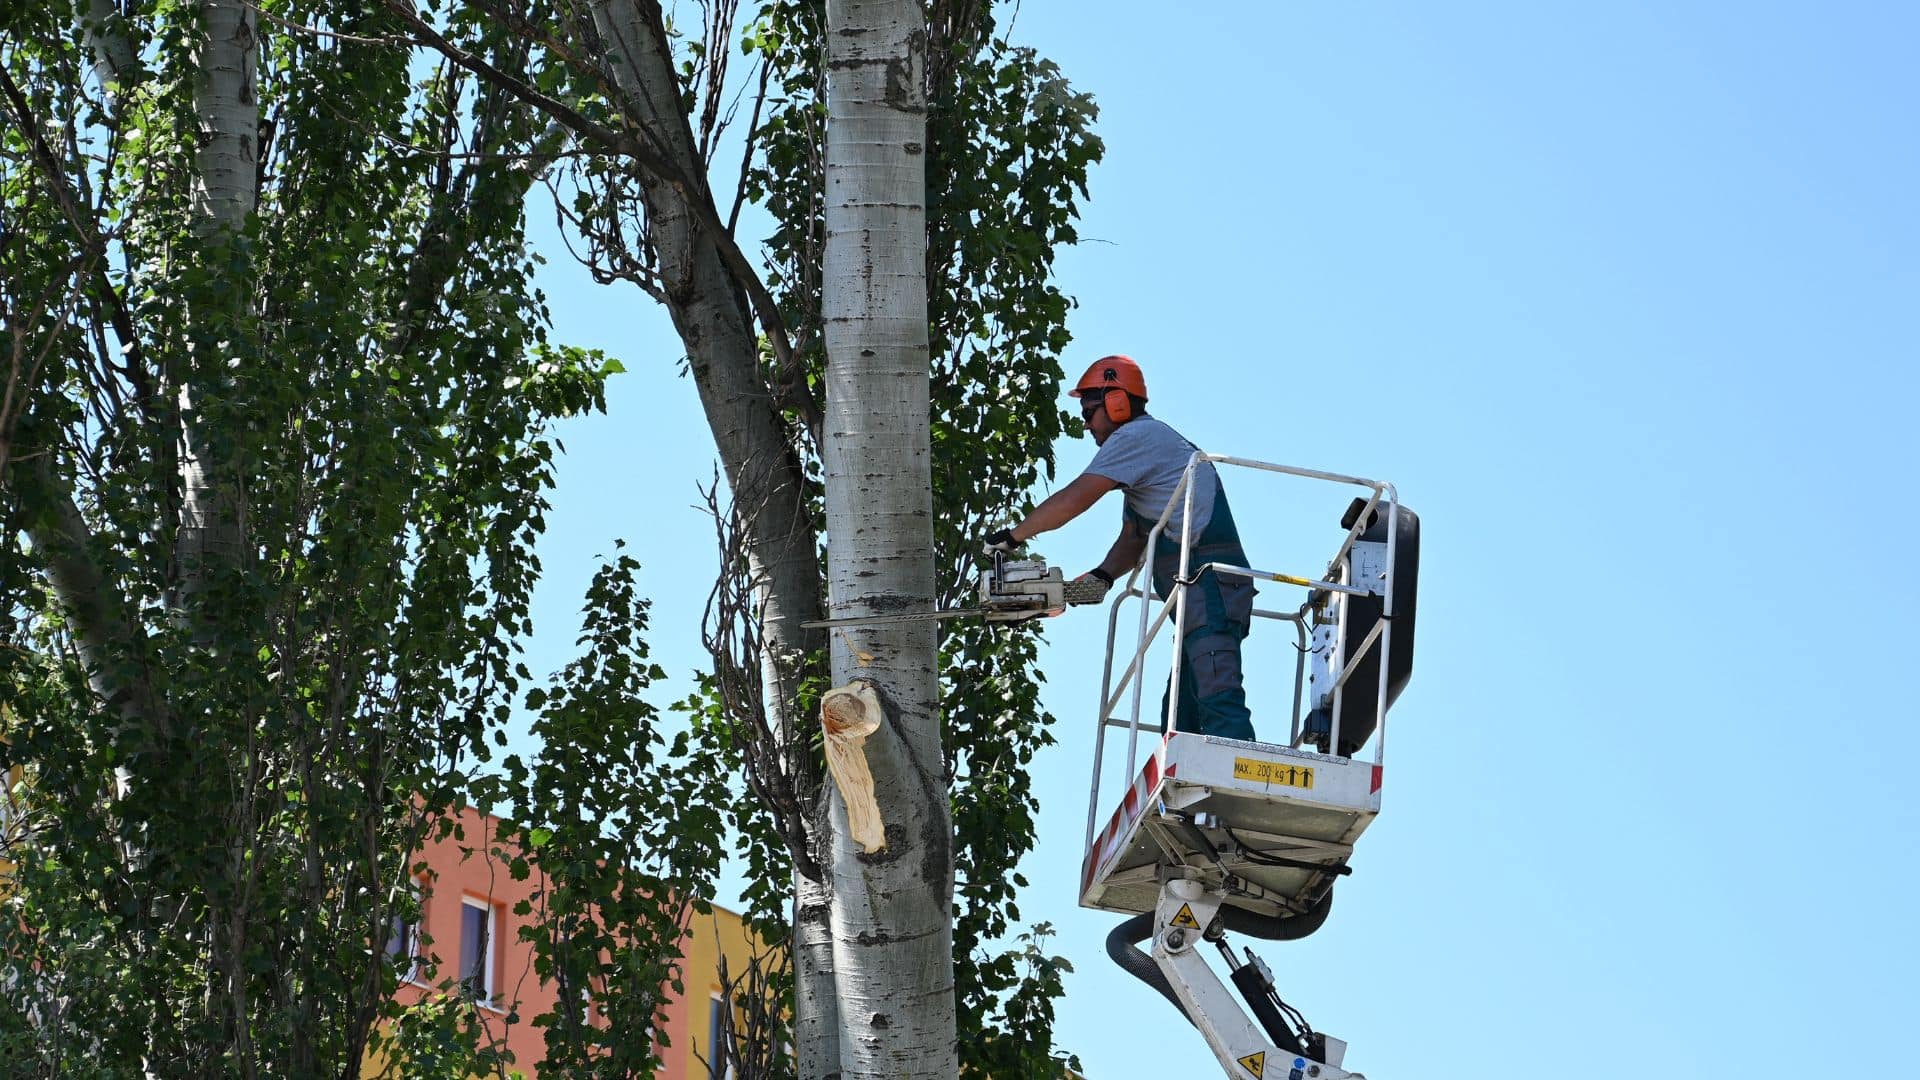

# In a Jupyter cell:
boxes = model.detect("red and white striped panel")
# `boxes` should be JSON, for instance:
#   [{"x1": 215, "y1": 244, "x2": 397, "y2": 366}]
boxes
[{"x1": 1081, "y1": 736, "x2": 1179, "y2": 896}]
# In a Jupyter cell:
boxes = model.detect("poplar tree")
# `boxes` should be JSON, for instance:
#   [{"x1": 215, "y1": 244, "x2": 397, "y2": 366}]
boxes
[
  {"x1": 0, "y1": 4, "x2": 712, "y2": 1074},
  {"x1": 399, "y1": 2, "x2": 1098, "y2": 1073},
  {"x1": 1, "y1": 1, "x2": 1099, "y2": 1074},
  {"x1": 814, "y1": 1, "x2": 950, "y2": 1072}
]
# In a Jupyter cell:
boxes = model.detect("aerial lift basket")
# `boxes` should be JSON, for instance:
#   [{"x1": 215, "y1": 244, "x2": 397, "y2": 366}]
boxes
[{"x1": 1078, "y1": 454, "x2": 1419, "y2": 1080}]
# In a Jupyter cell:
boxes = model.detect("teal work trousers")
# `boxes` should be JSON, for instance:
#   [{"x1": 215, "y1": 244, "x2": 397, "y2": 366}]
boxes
[{"x1": 1136, "y1": 489, "x2": 1256, "y2": 741}]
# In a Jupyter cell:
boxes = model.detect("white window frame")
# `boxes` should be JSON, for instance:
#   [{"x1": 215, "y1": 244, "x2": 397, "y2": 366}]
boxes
[
  {"x1": 707, "y1": 991, "x2": 737, "y2": 1080},
  {"x1": 459, "y1": 896, "x2": 497, "y2": 1005},
  {"x1": 382, "y1": 912, "x2": 415, "y2": 977},
  {"x1": 384, "y1": 881, "x2": 426, "y2": 985},
  {"x1": 0, "y1": 771, "x2": 15, "y2": 846}
]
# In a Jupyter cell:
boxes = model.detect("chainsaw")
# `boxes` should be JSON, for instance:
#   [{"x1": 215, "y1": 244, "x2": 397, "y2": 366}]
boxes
[{"x1": 801, "y1": 553, "x2": 1108, "y2": 630}]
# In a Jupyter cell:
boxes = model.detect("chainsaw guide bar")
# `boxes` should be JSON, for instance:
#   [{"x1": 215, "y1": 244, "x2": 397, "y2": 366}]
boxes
[{"x1": 802, "y1": 555, "x2": 1096, "y2": 630}]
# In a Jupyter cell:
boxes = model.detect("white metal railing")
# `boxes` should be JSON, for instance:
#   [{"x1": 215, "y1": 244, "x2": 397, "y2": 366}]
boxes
[{"x1": 1082, "y1": 454, "x2": 1402, "y2": 857}]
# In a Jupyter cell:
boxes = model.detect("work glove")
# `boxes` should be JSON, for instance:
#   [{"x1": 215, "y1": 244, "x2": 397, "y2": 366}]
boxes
[
  {"x1": 983, "y1": 527, "x2": 1020, "y2": 554},
  {"x1": 1067, "y1": 568, "x2": 1113, "y2": 606}
]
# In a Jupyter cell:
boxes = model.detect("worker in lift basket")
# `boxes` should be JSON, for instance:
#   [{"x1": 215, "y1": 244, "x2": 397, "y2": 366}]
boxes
[{"x1": 984, "y1": 355, "x2": 1257, "y2": 742}]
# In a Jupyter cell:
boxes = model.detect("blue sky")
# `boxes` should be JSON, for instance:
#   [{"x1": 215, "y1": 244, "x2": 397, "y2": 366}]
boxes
[{"x1": 516, "y1": 3, "x2": 1917, "y2": 1076}]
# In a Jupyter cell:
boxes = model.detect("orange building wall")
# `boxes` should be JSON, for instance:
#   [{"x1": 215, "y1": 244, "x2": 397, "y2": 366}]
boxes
[
  {"x1": 386, "y1": 804, "x2": 561, "y2": 1075},
  {"x1": 0, "y1": 764, "x2": 772, "y2": 1078},
  {"x1": 379, "y1": 804, "x2": 772, "y2": 1079}
]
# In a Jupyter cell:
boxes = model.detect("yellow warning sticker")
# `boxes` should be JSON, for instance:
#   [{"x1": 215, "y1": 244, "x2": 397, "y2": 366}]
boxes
[
  {"x1": 1238, "y1": 1050, "x2": 1266, "y2": 1077},
  {"x1": 1234, "y1": 756, "x2": 1314, "y2": 790},
  {"x1": 1171, "y1": 903, "x2": 1201, "y2": 929}
]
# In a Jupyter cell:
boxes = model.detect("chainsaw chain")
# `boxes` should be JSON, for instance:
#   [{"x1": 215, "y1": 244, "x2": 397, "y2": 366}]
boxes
[{"x1": 799, "y1": 608, "x2": 981, "y2": 630}]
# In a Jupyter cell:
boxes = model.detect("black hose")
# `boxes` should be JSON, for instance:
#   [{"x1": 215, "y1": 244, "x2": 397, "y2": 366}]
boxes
[
  {"x1": 1222, "y1": 885, "x2": 1334, "y2": 941},
  {"x1": 1104, "y1": 886, "x2": 1335, "y2": 1021},
  {"x1": 1105, "y1": 912, "x2": 1193, "y2": 1024}
]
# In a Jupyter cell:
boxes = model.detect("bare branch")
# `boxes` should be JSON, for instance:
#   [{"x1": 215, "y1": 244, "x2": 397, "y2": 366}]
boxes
[
  {"x1": 695, "y1": 0, "x2": 744, "y2": 166},
  {"x1": 1, "y1": 248, "x2": 96, "y2": 476},
  {"x1": 240, "y1": 2, "x2": 406, "y2": 46},
  {"x1": 698, "y1": 473, "x2": 823, "y2": 883},
  {"x1": 724, "y1": 56, "x2": 773, "y2": 237},
  {"x1": 712, "y1": 937, "x2": 793, "y2": 1079},
  {"x1": 0, "y1": 63, "x2": 149, "y2": 403},
  {"x1": 926, "y1": 0, "x2": 992, "y2": 100},
  {"x1": 384, "y1": 0, "x2": 822, "y2": 447},
  {"x1": 541, "y1": 166, "x2": 672, "y2": 300}
]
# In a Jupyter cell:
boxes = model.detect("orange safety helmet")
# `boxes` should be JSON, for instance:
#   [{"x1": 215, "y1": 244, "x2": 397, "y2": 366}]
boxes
[{"x1": 1068, "y1": 355, "x2": 1148, "y2": 424}]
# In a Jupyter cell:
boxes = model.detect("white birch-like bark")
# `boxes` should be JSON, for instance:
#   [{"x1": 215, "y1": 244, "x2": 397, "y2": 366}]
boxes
[
  {"x1": 26, "y1": 6, "x2": 154, "y2": 734},
  {"x1": 180, "y1": 4, "x2": 260, "y2": 1065},
  {"x1": 189, "y1": 0, "x2": 256, "y2": 235},
  {"x1": 23, "y1": 460, "x2": 163, "y2": 735},
  {"x1": 582, "y1": 0, "x2": 823, "y2": 745},
  {"x1": 580, "y1": 2, "x2": 843, "y2": 1069},
  {"x1": 821, "y1": 1, "x2": 956, "y2": 1076},
  {"x1": 175, "y1": 0, "x2": 256, "y2": 601},
  {"x1": 792, "y1": 869, "x2": 839, "y2": 1078},
  {"x1": 76, "y1": 0, "x2": 137, "y2": 99}
]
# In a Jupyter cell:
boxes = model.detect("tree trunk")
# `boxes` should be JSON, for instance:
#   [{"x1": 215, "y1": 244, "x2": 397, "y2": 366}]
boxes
[
  {"x1": 76, "y1": 0, "x2": 137, "y2": 98},
  {"x1": 183, "y1": 4, "x2": 259, "y2": 1071},
  {"x1": 581, "y1": 0, "x2": 823, "y2": 756},
  {"x1": 793, "y1": 866, "x2": 840, "y2": 1078},
  {"x1": 580, "y1": 1, "x2": 843, "y2": 1068},
  {"x1": 19, "y1": 459, "x2": 164, "y2": 736},
  {"x1": 582, "y1": 0, "x2": 823, "y2": 663},
  {"x1": 189, "y1": 0, "x2": 256, "y2": 233},
  {"x1": 821, "y1": 1, "x2": 955, "y2": 1076},
  {"x1": 176, "y1": 0, "x2": 255, "y2": 604}
]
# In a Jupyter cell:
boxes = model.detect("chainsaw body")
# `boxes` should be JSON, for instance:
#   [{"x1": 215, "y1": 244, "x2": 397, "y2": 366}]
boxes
[{"x1": 980, "y1": 555, "x2": 1067, "y2": 623}]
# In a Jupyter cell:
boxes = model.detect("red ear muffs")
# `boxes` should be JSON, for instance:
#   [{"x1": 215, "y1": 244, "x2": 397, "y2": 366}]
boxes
[{"x1": 1104, "y1": 387, "x2": 1130, "y2": 423}]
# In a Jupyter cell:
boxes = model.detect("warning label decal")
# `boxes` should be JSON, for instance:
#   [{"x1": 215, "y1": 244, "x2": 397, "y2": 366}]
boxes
[
  {"x1": 1233, "y1": 756, "x2": 1315, "y2": 790},
  {"x1": 1237, "y1": 1050, "x2": 1265, "y2": 1077},
  {"x1": 1171, "y1": 903, "x2": 1201, "y2": 930}
]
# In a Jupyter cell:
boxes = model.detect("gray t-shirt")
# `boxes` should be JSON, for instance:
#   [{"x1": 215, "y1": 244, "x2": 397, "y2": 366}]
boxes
[{"x1": 1084, "y1": 415, "x2": 1218, "y2": 538}]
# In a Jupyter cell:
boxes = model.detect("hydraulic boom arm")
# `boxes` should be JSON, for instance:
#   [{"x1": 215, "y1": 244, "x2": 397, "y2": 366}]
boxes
[{"x1": 1141, "y1": 878, "x2": 1363, "y2": 1080}]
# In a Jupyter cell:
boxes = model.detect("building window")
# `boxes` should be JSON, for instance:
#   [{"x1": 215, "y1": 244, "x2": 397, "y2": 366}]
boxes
[
  {"x1": 383, "y1": 913, "x2": 412, "y2": 961},
  {"x1": 459, "y1": 898, "x2": 495, "y2": 1002},
  {"x1": 383, "y1": 912, "x2": 421, "y2": 982},
  {"x1": 383, "y1": 882, "x2": 424, "y2": 982},
  {"x1": 707, "y1": 992, "x2": 736, "y2": 1079},
  {"x1": 0, "y1": 771, "x2": 16, "y2": 845}
]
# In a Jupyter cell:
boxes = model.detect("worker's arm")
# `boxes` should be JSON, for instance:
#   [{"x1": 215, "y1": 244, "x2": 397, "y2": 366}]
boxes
[
  {"x1": 1093, "y1": 516, "x2": 1150, "y2": 581},
  {"x1": 1059, "y1": 516, "x2": 1148, "y2": 607},
  {"x1": 1008, "y1": 472, "x2": 1118, "y2": 543}
]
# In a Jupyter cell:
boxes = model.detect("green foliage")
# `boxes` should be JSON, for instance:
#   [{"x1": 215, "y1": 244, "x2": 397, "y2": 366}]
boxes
[
  {"x1": 374, "y1": 996, "x2": 515, "y2": 1080},
  {"x1": 960, "y1": 924, "x2": 1082, "y2": 1077},
  {"x1": 673, "y1": 674, "x2": 806, "y2": 1080},
  {"x1": 0, "y1": 4, "x2": 621, "y2": 1076},
  {"x1": 925, "y1": 33, "x2": 1102, "y2": 1080},
  {"x1": 473, "y1": 549, "x2": 736, "y2": 1078}
]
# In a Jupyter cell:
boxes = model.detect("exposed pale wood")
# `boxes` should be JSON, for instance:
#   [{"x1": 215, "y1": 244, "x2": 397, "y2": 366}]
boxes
[{"x1": 821, "y1": 682, "x2": 887, "y2": 853}]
